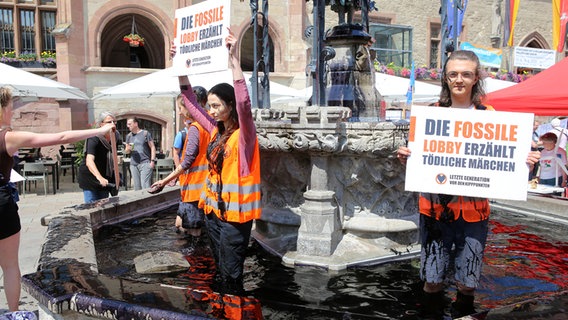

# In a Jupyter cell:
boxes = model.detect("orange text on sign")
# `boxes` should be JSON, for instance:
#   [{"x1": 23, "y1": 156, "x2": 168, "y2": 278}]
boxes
[{"x1": 453, "y1": 121, "x2": 518, "y2": 142}]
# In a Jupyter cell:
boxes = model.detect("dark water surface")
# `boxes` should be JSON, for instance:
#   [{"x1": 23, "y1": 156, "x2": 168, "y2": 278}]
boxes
[{"x1": 93, "y1": 208, "x2": 568, "y2": 319}]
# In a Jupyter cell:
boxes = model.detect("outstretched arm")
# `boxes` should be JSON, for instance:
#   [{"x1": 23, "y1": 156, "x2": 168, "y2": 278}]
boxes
[{"x1": 5, "y1": 124, "x2": 115, "y2": 156}]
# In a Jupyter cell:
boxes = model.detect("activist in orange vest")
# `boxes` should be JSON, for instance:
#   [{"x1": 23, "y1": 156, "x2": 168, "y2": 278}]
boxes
[
  {"x1": 176, "y1": 31, "x2": 262, "y2": 296},
  {"x1": 418, "y1": 104, "x2": 494, "y2": 224},
  {"x1": 397, "y1": 50, "x2": 540, "y2": 319},
  {"x1": 179, "y1": 121, "x2": 210, "y2": 203},
  {"x1": 150, "y1": 93, "x2": 210, "y2": 237},
  {"x1": 199, "y1": 126, "x2": 261, "y2": 222}
]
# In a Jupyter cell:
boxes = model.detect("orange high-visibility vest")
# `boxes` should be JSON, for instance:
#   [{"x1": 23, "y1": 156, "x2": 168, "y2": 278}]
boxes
[
  {"x1": 418, "y1": 104, "x2": 494, "y2": 222},
  {"x1": 179, "y1": 122, "x2": 210, "y2": 203},
  {"x1": 199, "y1": 128, "x2": 262, "y2": 223},
  {"x1": 419, "y1": 194, "x2": 490, "y2": 222}
]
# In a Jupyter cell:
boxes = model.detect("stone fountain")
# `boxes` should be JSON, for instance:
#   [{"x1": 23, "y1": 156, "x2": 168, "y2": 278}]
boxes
[
  {"x1": 251, "y1": 15, "x2": 417, "y2": 270},
  {"x1": 252, "y1": 100, "x2": 418, "y2": 271}
]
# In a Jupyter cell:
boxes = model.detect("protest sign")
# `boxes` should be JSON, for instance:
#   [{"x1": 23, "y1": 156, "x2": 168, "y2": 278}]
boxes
[
  {"x1": 173, "y1": 0, "x2": 231, "y2": 75},
  {"x1": 405, "y1": 105, "x2": 533, "y2": 200}
]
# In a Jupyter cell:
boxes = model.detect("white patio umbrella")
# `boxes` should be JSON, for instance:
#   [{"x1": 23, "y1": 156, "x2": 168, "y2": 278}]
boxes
[
  {"x1": 0, "y1": 62, "x2": 89, "y2": 100},
  {"x1": 92, "y1": 67, "x2": 304, "y2": 102},
  {"x1": 374, "y1": 72, "x2": 441, "y2": 103},
  {"x1": 483, "y1": 77, "x2": 516, "y2": 93}
]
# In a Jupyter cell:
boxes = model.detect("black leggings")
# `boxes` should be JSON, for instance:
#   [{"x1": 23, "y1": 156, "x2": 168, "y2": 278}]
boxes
[{"x1": 205, "y1": 213, "x2": 253, "y2": 294}]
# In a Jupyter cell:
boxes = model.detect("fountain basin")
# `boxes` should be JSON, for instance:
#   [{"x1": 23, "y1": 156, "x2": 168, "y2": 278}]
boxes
[{"x1": 21, "y1": 192, "x2": 568, "y2": 320}]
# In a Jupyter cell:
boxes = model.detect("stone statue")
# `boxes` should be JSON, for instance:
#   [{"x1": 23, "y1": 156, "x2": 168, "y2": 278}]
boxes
[
  {"x1": 491, "y1": 0, "x2": 502, "y2": 37},
  {"x1": 325, "y1": 0, "x2": 377, "y2": 25}
]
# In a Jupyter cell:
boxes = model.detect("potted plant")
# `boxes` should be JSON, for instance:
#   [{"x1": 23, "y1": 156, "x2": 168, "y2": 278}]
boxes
[
  {"x1": 0, "y1": 51, "x2": 19, "y2": 66},
  {"x1": 40, "y1": 51, "x2": 56, "y2": 67},
  {"x1": 123, "y1": 33, "x2": 145, "y2": 47}
]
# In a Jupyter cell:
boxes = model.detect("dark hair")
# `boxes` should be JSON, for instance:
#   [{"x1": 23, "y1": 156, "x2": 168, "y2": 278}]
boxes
[
  {"x1": 193, "y1": 86, "x2": 208, "y2": 107},
  {"x1": 206, "y1": 83, "x2": 239, "y2": 174},
  {"x1": 439, "y1": 50, "x2": 486, "y2": 108},
  {"x1": 540, "y1": 132, "x2": 557, "y2": 143}
]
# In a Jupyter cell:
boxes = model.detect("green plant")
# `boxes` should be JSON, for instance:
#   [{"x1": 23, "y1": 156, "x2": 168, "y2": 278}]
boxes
[
  {"x1": 0, "y1": 51, "x2": 18, "y2": 63},
  {"x1": 74, "y1": 122, "x2": 97, "y2": 166},
  {"x1": 18, "y1": 52, "x2": 37, "y2": 62},
  {"x1": 74, "y1": 140, "x2": 85, "y2": 166},
  {"x1": 2, "y1": 51, "x2": 16, "y2": 58}
]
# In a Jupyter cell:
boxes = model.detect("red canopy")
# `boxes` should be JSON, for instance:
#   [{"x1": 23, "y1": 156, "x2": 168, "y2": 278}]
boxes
[{"x1": 485, "y1": 57, "x2": 568, "y2": 116}]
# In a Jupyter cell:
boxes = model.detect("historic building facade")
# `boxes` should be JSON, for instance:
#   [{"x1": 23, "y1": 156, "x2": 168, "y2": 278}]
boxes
[{"x1": 0, "y1": 0, "x2": 562, "y2": 154}]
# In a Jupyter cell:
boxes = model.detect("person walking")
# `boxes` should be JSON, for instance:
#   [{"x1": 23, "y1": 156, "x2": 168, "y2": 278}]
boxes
[
  {"x1": 151, "y1": 93, "x2": 210, "y2": 237},
  {"x1": 396, "y1": 51, "x2": 540, "y2": 319},
  {"x1": 0, "y1": 87, "x2": 115, "y2": 314},
  {"x1": 77, "y1": 112, "x2": 121, "y2": 203},
  {"x1": 124, "y1": 117, "x2": 156, "y2": 190},
  {"x1": 174, "y1": 30, "x2": 262, "y2": 295}
]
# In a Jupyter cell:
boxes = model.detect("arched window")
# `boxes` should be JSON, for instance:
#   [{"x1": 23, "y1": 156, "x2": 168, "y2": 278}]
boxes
[
  {"x1": 241, "y1": 25, "x2": 274, "y2": 72},
  {"x1": 100, "y1": 14, "x2": 165, "y2": 69}
]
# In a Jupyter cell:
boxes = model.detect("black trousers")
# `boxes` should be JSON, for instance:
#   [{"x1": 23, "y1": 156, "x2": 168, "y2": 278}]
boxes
[{"x1": 205, "y1": 212, "x2": 253, "y2": 294}]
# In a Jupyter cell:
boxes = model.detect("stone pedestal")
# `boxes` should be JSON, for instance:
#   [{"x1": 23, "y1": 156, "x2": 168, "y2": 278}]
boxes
[{"x1": 297, "y1": 190, "x2": 342, "y2": 256}]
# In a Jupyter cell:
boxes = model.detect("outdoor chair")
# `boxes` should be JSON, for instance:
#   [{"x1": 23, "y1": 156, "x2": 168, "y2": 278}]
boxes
[
  {"x1": 155, "y1": 158, "x2": 174, "y2": 181},
  {"x1": 56, "y1": 154, "x2": 75, "y2": 182},
  {"x1": 22, "y1": 162, "x2": 49, "y2": 196}
]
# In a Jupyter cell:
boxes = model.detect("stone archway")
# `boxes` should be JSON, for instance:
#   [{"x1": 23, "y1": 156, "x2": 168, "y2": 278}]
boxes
[
  {"x1": 116, "y1": 111, "x2": 170, "y2": 154},
  {"x1": 241, "y1": 22, "x2": 275, "y2": 72},
  {"x1": 100, "y1": 14, "x2": 165, "y2": 69}
]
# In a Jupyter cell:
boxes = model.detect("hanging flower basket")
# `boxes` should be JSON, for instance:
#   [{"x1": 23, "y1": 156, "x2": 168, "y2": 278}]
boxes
[{"x1": 123, "y1": 33, "x2": 145, "y2": 47}]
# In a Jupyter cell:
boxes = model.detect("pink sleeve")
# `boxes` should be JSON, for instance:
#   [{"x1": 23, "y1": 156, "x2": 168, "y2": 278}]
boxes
[
  {"x1": 180, "y1": 86, "x2": 216, "y2": 133},
  {"x1": 234, "y1": 79, "x2": 256, "y2": 176}
]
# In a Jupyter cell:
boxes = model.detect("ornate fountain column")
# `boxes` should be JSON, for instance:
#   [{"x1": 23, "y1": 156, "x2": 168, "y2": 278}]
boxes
[
  {"x1": 297, "y1": 155, "x2": 342, "y2": 256},
  {"x1": 251, "y1": 0, "x2": 418, "y2": 270}
]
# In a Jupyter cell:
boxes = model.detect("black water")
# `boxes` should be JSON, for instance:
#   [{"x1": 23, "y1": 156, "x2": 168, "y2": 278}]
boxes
[{"x1": 92, "y1": 208, "x2": 568, "y2": 319}]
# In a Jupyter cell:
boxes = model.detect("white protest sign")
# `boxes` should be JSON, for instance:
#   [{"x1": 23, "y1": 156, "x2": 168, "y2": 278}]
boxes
[
  {"x1": 173, "y1": 0, "x2": 231, "y2": 76},
  {"x1": 405, "y1": 106, "x2": 533, "y2": 201},
  {"x1": 513, "y1": 47, "x2": 556, "y2": 69}
]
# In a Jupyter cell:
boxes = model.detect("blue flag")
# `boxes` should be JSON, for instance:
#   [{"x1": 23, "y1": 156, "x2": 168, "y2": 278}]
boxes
[
  {"x1": 447, "y1": 0, "x2": 468, "y2": 39},
  {"x1": 406, "y1": 61, "x2": 415, "y2": 106}
]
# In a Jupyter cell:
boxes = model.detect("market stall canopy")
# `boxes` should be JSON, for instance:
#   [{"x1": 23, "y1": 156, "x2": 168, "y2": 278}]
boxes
[
  {"x1": 0, "y1": 62, "x2": 89, "y2": 100},
  {"x1": 485, "y1": 57, "x2": 568, "y2": 116},
  {"x1": 92, "y1": 67, "x2": 304, "y2": 102}
]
